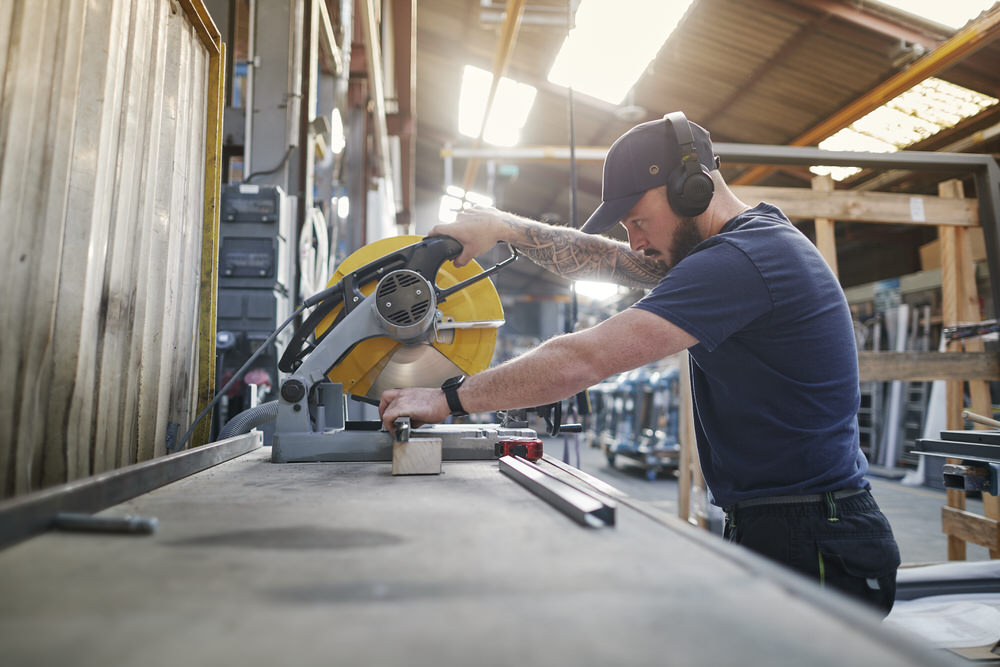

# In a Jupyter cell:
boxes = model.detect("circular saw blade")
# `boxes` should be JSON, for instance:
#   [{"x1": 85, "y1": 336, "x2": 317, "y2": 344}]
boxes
[{"x1": 314, "y1": 236, "x2": 503, "y2": 397}]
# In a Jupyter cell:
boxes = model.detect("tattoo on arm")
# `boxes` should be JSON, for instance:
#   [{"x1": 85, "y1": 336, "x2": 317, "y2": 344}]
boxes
[{"x1": 501, "y1": 216, "x2": 667, "y2": 289}]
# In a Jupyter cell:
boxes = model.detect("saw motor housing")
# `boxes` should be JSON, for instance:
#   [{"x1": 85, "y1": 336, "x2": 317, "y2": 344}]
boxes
[{"x1": 271, "y1": 235, "x2": 534, "y2": 462}]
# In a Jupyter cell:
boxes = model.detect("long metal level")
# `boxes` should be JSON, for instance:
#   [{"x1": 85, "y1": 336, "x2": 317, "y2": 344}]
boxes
[{"x1": 0, "y1": 444, "x2": 952, "y2": 667}]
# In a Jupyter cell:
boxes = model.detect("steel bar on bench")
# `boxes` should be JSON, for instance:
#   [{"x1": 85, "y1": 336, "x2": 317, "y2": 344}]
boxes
[
  {"x1": 499, "y1": 455, "x2": 615, "y2": 527},
  {"x1": 0, "y1": 432, "x2": 262, "y2": 549}
]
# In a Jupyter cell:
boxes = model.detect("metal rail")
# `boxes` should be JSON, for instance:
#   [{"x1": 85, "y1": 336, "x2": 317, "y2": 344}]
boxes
[
  {"x1": 0, "y1": 432, "x2": 262, "y2": 550},
  {"x1": 499, "y1": 455, "x2": 615, "y2": 527}
]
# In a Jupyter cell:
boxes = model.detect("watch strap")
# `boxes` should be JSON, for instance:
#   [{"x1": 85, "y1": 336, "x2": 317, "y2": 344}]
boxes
[{"x1": 442, "y1": 376, "x2": 468, "y2": 417}]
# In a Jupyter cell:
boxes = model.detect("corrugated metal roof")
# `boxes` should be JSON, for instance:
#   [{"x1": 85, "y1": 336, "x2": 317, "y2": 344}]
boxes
[{"x1": 415, "y1": 0, "x2": 1000, "y2": 286}]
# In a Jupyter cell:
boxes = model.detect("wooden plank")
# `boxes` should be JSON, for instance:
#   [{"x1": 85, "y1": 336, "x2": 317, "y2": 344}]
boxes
[
  {"x1": 731, "y1": 185, "x2": 978, "y2": 226},
  {"x1": 17, "y1": 0, "x2": 63, "y2": 493},
  {"x1": 939, "y1": 179, "x2": 968, "y2": 560},
  {"x1": 151, "y1": 8, "x2": 189, "y2": 460},
  {"x1": 38, "y1": 0, "x2": 90, "y2": 489},
  {"x1": 66, "y1": 0, "x2": 130, "y2": 483},
  {"x1": 57, "y1": 1, "x2": 109, "y2": 485},
  {"x1": 811, "y1": 175, "x2": 838, "y2": 277},
  {"x1": 392, "y1": 438, "x2": 443, "y2": 475},
  {"x1": 947, "y1": 181, "x2": 1000, "y2": 557},
  {"x1": 133, "y1": 0, "x2": 170, "y2": 463},
  {"x1": 0, "y1": 0, "x2": 44, "y2": 495},
  {"x1": 857, "y1": 351, "x2": 1000, "y2": 382},
  {"x1": 942, "y1": 506, "x2": 1000, "y2": 552},
  {"x1": 677, "y1": 352, "x2": 692, "y2": 524}
]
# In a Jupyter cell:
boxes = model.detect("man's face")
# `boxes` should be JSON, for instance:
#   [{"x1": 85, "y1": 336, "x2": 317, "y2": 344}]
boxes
[{"x1": 620, "y1": 187, "x2": 702, "y2": 269}]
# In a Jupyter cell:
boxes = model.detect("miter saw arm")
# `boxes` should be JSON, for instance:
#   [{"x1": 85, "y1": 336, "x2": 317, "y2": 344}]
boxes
[
  {"x1": 279, "y1": 235, "x2": 516, "y2": 375},
  {"x1": 270, "y1": 235, "x2": 522, "y2": 462}
]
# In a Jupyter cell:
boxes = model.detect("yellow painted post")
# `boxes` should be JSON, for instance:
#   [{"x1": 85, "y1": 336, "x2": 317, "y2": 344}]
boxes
[{"x1": 181, "y1": 0, "x2": 226, "y2": 448}]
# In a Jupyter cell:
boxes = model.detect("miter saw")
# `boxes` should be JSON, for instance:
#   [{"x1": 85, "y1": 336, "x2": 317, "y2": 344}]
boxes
[{"x1": 267, "y1": 234, "x2": 552, "y2": 463}]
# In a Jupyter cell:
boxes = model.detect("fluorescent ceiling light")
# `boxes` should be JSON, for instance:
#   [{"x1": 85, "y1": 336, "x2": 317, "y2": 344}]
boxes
[
  {"x1": 458, "y1": 65, "x2": 537, "y2": 147},
  {"x1": 438, "y1": 186, "x2": 494, "y2": 223},
  {"x1": 869, "y1": 0, "x2": 996, "y2": 30},
  {"x1": 548, "y1": 0, "x2": 694, "y2": 104},
  {"x1": 811, "y1": 77, "x2": 998, "y2": 181},
  {"x1": 575, "y1": 280, "x2": 620, "y2": 301}
]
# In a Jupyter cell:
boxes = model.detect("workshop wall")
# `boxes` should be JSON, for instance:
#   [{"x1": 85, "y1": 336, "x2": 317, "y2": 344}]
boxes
[{"x1": 0, "y1": 0, "x2": 216, "y2": 497}]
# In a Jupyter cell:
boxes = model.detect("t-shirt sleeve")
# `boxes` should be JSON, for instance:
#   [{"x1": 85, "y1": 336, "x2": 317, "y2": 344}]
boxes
[{"x1": 631, "y1": 241, "x2": 773, "y2": 351}]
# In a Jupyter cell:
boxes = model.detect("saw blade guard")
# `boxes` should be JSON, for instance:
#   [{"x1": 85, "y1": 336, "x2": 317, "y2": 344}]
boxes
[{"x1": 314, "y1": 235, "x2": 504, "y2": 398}]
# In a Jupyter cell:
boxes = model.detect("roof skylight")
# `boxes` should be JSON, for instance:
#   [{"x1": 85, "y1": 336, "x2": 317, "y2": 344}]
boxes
[
  {"x1": 438, "y1": 185, "x2": 494, "y2": 223},
  {"x1": 811, "y1": 77, "x2": 998, "y2": 181},
  {"x1": 547, "y1": 0, "x2": 694, "y2": 104},
  {"x1": 458, "y1": 65, "x2": 537, "y2": 147}
]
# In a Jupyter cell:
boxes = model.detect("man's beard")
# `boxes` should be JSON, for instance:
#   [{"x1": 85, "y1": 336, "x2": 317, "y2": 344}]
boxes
[{"x1": 665, "y1": 217, "x2": 703, "y2": 268}]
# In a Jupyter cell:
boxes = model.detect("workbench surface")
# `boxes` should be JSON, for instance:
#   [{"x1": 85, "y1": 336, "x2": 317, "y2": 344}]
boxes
[{"x1": 0, "y1": 447, "x2": 951, "y2": 666}]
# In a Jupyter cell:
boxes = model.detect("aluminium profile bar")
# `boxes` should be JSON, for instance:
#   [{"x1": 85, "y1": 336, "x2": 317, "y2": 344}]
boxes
[
  {"x1": 499, "y1": 455, "x2": 615, "y2": 527},
  {"x1": 0, "y1": 432, "x2": 262, "y2": 550}
]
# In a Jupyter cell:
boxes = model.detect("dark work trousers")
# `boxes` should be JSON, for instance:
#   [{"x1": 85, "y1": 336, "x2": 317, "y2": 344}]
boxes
[{"x1": 723, "y1": 489, "x2": 900, "y2": 615}]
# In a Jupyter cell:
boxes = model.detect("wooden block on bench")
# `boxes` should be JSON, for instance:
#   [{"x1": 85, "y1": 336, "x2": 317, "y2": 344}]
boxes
[{"x1": 392, "y1": 437, "x2": 442, "y2": 475}]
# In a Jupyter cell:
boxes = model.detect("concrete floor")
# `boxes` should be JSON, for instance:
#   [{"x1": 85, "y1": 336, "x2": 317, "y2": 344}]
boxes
[{"x1": 546, "y1": 436, "x2": 991, "y2": 565}]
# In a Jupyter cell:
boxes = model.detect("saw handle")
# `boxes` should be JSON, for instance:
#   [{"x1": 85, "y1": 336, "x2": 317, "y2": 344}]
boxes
[
  {"x1": 436, "y1": 242, "x2": 518, "y2": 301},
  {"x1": 536, "y1": 401, "x2": 583, "y2": 437},
  {"x1": 279, "y1": 235, "x2": 470, "y2": 373}
]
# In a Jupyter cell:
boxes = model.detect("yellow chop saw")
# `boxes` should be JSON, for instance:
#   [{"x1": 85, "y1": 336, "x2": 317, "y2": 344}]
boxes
[{"x1": 266, "y1": 234, "x2": 571, "y2": 463}]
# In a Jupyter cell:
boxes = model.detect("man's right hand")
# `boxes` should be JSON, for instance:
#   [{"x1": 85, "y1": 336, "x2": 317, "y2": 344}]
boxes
[{"x1": 429, "y1": 205, "x2": 511, "y2": 268}]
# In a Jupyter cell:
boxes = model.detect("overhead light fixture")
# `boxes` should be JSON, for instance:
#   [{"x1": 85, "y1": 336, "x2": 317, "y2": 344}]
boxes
[
  {"x1": 458, "y1": 65, "x2": 537, "y2": 147},
  {"x1": 811, "y1": 77, "x2": 998, "y2": 181},
  {"x1": 869, "y1": 0, "x2": 997, "y2": 30},
  {"x1": 438, "y1": 185, "x2": 494, "y2": 223},
  {"x1": 547, "y1": 0, "x2": 694, "y2": 104}
]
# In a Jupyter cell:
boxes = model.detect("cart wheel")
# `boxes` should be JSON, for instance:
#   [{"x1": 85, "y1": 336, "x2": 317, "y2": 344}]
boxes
[
  {"x1": 605, "y1": 453, "x2": 616, "y2": 468},
  {"x1": 646, "y1": 467, "x2": 657, "y2": 481}
]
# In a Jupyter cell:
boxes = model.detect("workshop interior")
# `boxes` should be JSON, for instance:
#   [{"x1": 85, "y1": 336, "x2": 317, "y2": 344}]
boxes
[{"x1": 3, "y1": 0, "x2": 1000, "y2": 664}]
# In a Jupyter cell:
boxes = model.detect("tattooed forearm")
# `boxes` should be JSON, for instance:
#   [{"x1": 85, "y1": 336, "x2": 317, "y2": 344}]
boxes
[{"x1": 499, "y1": 215, "x2": 667, "y2": 289}]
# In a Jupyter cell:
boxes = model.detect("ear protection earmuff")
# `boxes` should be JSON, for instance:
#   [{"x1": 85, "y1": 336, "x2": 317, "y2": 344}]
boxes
[{"x1": 664, "y1": 111, "x2": 714, "y2": 218}]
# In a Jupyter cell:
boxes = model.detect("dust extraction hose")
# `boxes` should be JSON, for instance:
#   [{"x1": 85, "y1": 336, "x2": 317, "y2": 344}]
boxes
[{"x1": 219, "y1": 400, "x2": 279, "y2": 440}]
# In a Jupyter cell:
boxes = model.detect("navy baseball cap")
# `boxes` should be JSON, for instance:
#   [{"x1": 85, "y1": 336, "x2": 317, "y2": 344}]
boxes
[{"x1": 581, "y1": 115, "x2": 717, "y2": 234}]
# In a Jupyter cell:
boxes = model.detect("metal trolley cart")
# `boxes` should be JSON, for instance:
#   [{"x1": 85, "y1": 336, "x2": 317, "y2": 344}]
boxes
[{"x1": 595, "y1": 368, "x2": 681, "y2": 480}]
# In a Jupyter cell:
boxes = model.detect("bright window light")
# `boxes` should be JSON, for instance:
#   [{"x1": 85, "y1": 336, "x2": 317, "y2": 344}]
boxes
[
  {"x1": 438, "y1": 187, "x2": 494, "y2": 223},
  {"x1": 458, "y1": 65, "x2": 537, "y2": 147},
  {"x1": 336, "y1": 196, "x2": 349, "y2": 219},
  {"x1": 330, "y1": 109, "x2": 345, "y2": 155},
  {"x1": 548, "y1": 0, "x2": 694, "y2": 104},
  {"x1": 575, "y1": 280, "x2": 620, "y2": 301},
  {"x1": 811, "y1": 77, "x2": 998, "y2": 181},
  {"x1": 870, "y1": 0, "x2": 996, "y2": 30}
]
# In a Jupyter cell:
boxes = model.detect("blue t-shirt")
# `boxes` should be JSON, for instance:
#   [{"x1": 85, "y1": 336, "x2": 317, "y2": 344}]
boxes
[{"x1": 632, "y1": 203, "x2": 868, "y2": 508}]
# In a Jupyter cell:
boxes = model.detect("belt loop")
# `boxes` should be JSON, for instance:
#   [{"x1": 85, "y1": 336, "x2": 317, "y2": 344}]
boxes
[{"x1": 824, "y1": 491, "x2": 839, "y2": 522}]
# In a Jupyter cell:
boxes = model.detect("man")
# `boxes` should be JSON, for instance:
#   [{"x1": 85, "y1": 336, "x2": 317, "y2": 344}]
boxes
[{"x1": 379, "y1": 113, "x2": 900, "y2": 613}]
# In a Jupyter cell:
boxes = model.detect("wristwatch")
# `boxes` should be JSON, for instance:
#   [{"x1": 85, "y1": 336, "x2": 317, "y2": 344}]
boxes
[{"x1": 441, "y1": 375, "x2": 468, "y2": 417}]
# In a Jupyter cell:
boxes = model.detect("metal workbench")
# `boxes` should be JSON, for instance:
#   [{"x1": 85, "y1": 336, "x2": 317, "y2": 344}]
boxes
[{"x1": 0, "y1": 439, "x2": 954, "y2": 666}]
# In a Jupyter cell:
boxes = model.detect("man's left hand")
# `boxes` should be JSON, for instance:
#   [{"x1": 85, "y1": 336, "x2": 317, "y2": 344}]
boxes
[{"x1": 379, "y1": 387, "x2": 450, "y2": 431}]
